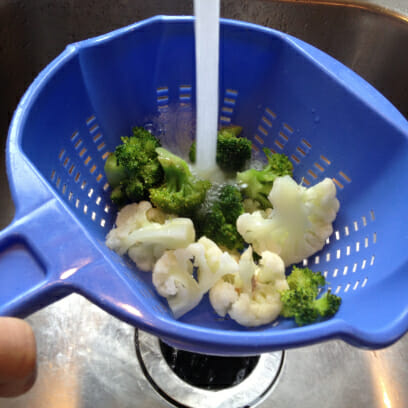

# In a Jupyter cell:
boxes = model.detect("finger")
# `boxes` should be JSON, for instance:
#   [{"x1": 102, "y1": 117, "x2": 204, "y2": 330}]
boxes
[{"x1": 0, "y1": 318, "x2": 37, "y2": 397}]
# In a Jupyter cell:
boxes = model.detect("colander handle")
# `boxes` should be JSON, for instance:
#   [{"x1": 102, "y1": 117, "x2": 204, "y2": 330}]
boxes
[
  {"x1": 0, "y1": 198, "x2": 100, "y2": 318},
  {"x1": 0, "y1": 198, "x2": 158, "y2": 328}
]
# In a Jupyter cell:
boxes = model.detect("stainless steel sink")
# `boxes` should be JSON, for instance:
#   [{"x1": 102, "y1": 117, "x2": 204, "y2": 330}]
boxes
[{"x1": 1, "y1": 1, "x2": 407, "y2": 407}]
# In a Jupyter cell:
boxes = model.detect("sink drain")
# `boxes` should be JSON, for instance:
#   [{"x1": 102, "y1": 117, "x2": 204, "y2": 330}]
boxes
[
  {"x1": 159, "y1": 340, "x2": 260, "y2": 390},
  {"x1": 135, "y1": 330, "x2": 284, "y2": 408}
]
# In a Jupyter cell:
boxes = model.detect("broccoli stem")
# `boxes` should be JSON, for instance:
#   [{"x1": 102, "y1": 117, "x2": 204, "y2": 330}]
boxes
[
  {"x1": 104, "y1": 153, "x2": 127, "y2": 188},
  {"x1": 156, "y1": 147, "x2": 192, "y2": 191},
  {"x1": 218, "y1": 125, "x2": 243, "y2": 137}
]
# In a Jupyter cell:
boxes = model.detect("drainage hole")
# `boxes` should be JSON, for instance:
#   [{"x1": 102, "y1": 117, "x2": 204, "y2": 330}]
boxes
[{"x1": 159, "y1": 340, "x2": 260, "y2": 391}]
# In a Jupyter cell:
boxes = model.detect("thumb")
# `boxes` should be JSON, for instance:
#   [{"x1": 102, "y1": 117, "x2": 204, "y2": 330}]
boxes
[{"x1": 0, "y1": 318, "x2": 37, "y2": 398}]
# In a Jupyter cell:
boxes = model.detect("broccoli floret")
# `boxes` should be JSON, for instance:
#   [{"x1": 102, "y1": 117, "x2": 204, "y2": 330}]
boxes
[
  {"x1": 280, "y1": 288, "x2": 319, "y2": 323},
  {"x1": 314, "y1": 291, "x2": 342, "y2": 317},
  {"x1": 237, "y1": 148, "x2": 293, "y2": 209},
  {"x1": 110, "y1": 185, "x2": 128, "y2": 207},
  {"x1": 203, "y1": 211, "x2": 244, "y2": 251},
  {"x1": 217, "y1": 184, "x2": 244, "y2": 224},
  {"x1": 194, "y1": 185, "x2": 245, "y2": 251},
  {"x1": 287, "y1": 266, "x2": 326, "y2": 291},
  {"x1": 149, "y1": 147, "x2": 211, "y2": 216},
  {"x1": 280, "y1": 266, "x2": 341, "y2": 326},
  {"x1": 189, "y1": 126, "x2": 252, "y2": 172},
  {"x1": 217, "y1": 126, "x2": 252, "y2": 171},
  {"x1": 104, "y1": 127, "x2": 163, "y2": 205},
  {"x1": 124, "y1": 175, "x2": 145, "y2": 202}
]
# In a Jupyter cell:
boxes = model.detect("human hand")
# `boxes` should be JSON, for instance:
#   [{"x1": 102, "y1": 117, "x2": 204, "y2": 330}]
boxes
[{"x1": 0, "y1": 318, "x2": 37, "y2": 397}]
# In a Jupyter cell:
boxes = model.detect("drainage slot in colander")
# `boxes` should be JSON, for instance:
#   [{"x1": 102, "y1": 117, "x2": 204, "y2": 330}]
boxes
[{"x1": 135, "y1": 330, "x2": 283, "y2": 408}]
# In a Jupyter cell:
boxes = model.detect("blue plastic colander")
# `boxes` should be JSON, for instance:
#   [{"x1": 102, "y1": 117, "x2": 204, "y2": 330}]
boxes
[{"x1": 2, "y1": 16, "x2": 408, "y2": 356}]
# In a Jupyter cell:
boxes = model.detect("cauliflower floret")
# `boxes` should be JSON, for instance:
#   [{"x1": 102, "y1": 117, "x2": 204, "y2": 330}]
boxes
[
  {"x1": 188, "y1": 237, "x2": 239, "y2": 293},
  {"x1": 209, "y1": 280, "x2": 239, "y2": 317},
  {"x1": 127, "y1": 245, "x2": 167, "y2": 272},
  {"x1": 106, "y1": 201, "x2": 152, "y2": 255},
  {"x1": 152, "y1": 249, "x2": 202, "y2": 318},
  {"x1": 209, "y1": 247, "x2": 288, "y2": 327},
  {"x1": 106, "y1": 201, "x2": 195, "y2": 271},
  {"x1": 237, "y1": 176, "x2": 340, "y2": 266},
  {"x1": 152, "y1": 237, "x2": 239, "y2": 318}
]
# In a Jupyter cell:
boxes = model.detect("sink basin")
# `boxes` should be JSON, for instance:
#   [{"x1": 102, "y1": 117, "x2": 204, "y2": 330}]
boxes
[{"x1": 0, "y1": 1, "x2": 407, "y2": 407}]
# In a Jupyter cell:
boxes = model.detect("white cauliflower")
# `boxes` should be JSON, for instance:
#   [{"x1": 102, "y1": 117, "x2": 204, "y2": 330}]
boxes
[
  {"x1": 152, "y1": 249, "x2": 202, "y2": 318},
  {"x1": 188, "y1": 237, "x2": 239, "y2": 293},
  {"x1": 106, "y1": 201, "x2": 195, "y2": 271},
  {"x1": 237, "y1": 176, "x2": 340, "y2": 266},
  {"x1": 209, "y1": 247, "x2": 288, "y2": 327},
  {"x1": 152, "y1": 237, "x2": 239, "y2": 318}
]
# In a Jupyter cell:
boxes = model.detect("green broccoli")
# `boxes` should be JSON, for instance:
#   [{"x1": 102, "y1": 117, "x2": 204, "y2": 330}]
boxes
[
  {"x1": 104, "y1": 153, "x2": 127, "y2": 188},
  {"x1": 189, "y1": 126, "x2": 252, "y2": 172},
  {"x1": 109, "y1": 185, "x2": 127, "y2": 207},
  {"x1": 313, "y1": 291, "x2": 342, "y2": 317},
  {"x1": 287, "y1": 266, "x2": 326, "y2": 290},
  {"x1": 237, "y1": 148, "x2": 293, "y2": 209},
  {"x1": 194, "y1": 185, "x2": 245, "y2": 251},
  {"x1": 280, "y1": 266, "x2": 341, "y2": 326},
  {"x1": 104, "y1": 127, "x2": 163, "y2": 206},
  {"x1": 149, "y1": 147, "x2": 211, "y2": 216}
]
